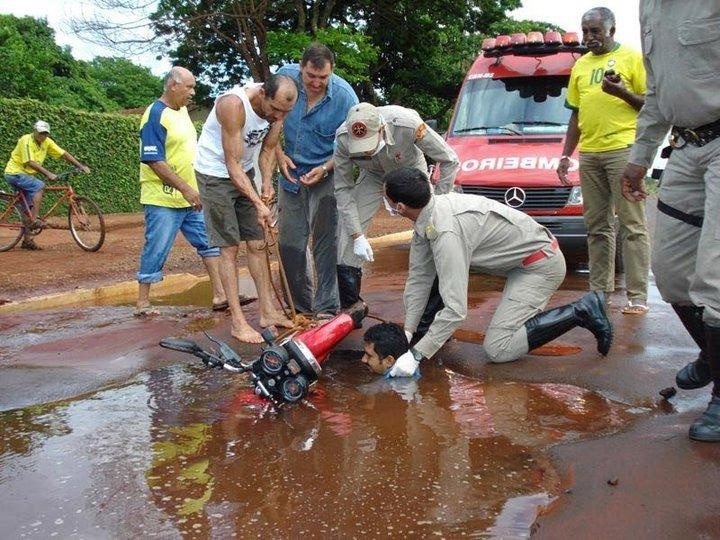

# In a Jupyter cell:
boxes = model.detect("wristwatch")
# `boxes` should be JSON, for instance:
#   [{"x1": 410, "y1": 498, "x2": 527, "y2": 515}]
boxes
[
  {"x1": 560, "y1": 155, "x2": 571, "y2": 162},
  {"x1": 321, "y1": 164, "x2": 329, "y2": 178},
  {"x1": 410, "y1": 348, "x2": 425, "y2": 363}
]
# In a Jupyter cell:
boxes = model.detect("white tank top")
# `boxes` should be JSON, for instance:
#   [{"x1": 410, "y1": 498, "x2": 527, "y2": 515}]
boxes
[{"x1": 195, "y1": 84, "x2": 270, "y2": 177}]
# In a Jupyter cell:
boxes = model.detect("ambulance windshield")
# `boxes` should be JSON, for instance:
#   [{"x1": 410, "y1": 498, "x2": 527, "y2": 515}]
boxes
[{"x1": 451, "y1": 76, "x2": 570, "y2": 136}]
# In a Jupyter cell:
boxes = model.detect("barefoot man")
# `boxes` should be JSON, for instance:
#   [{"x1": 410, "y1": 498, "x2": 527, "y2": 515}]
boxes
[{"x1": 195, "y1": 74, "x2": 298, "y2": 343}]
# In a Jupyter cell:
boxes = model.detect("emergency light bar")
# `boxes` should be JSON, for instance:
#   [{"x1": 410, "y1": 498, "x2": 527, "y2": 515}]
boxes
[{"x1": 481, "y1": 31, "x2": 587, "y2": 57}]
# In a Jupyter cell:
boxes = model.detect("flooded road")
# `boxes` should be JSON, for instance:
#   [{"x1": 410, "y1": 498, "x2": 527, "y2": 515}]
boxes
[
  {"x1": 0, "y1": 350, "x2": 635, "y2": 538},
  {"x1": 3, "y1": 237, "x2": 720, "y2": 538}
]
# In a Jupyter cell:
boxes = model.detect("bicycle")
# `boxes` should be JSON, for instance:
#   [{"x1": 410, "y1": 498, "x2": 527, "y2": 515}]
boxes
[{"x1": 0, "y1": 167, "x2": 106, "y2": 252}]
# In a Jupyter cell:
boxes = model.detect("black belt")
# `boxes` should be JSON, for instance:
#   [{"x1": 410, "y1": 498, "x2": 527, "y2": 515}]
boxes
[
  {"x1": 671, "y1": 118, "x2": 720, "y2": 148},
  {"x1": 657, "y1": 199, "x2": 703, "y2": 228}
]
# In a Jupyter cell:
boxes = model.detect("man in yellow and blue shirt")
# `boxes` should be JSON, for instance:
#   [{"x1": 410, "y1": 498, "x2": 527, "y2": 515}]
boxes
[
  {"x1": 557, "y1": 7, "x2": 650, "y2": 314},
  {"x1": 135, "y1": 66, "x2": 226, "y2": 316},
  {"x1": 4, "y1": 120, "x2": 90, "y2": 250}
]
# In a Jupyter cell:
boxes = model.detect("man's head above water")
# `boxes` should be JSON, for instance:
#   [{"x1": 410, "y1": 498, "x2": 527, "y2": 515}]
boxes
[{"x1": 362, "y1": 323, "x2": 409, "y2": 375}]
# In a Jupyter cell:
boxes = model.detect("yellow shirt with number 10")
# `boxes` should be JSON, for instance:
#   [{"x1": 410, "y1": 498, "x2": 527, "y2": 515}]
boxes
[{"x1": 565, "y1": 43, "x2": 646, "y2": 153}]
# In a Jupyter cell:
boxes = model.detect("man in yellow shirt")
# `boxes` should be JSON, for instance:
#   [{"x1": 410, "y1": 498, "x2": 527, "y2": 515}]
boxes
[
  {"x1": 557, "y1": 7, "x2": 650, "y2": 314},
  {"x1": 4, "y1": 120, "x2": 90, "y2": 250},
  {"x1": 135, "y1": 66, "x2": 226, "y2": 317}
]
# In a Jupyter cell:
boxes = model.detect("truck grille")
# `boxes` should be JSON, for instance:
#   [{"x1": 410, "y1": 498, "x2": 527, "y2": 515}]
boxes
[{"x1": 460, "y1": 185, "x2": 572, "y2": 209}]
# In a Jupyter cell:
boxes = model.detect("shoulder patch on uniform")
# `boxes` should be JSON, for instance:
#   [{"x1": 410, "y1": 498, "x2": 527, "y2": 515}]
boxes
[
  {"x1": 391, "y1": 116, "x2": 419, "y2": 130},
  {"x1": 425, "y1": 222, "x2": 438, "y2": 240},
  {"x1": 414, "y1": 123, "x2": 427, "y2": 140}
]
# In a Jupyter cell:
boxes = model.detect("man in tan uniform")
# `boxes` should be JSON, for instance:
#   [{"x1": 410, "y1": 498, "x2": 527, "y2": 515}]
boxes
[
  {"x1": 382, "y1": 167, "x2": 613, "y2": 378},
  {"x1": 621, "y1": 1, "x2": 720, "y2": 441},
  {"x1": 334, "y1": 103, "x2": 459, "y2": 313}
]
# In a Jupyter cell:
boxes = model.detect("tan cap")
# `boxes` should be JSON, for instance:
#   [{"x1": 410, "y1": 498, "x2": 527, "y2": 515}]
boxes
[
  {"x1": 346, "y1": 103, "x2": 383, "y2": 155},
  {"x1": 34, "y1": 120, "x2": 50, "y2": 133}
]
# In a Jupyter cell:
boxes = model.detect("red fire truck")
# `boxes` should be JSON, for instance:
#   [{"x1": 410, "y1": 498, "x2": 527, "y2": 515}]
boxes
[{"x1": 443, "y1": 31, "x2": 606, "y2": 262}]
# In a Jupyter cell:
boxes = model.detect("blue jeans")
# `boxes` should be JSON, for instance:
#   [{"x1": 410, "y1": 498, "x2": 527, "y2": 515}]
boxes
[
  {"x1": 4, "y1": 173, "x2": 45, "y2": 210},
  {"x1": 137, "y1": 204, "x2": 220, "y2": 284}
]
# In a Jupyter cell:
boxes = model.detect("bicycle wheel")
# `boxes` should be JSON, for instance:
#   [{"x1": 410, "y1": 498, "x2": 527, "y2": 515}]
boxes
[
  {"x1": 0, "y1": 193, "x2": 24, "y2": 251},
  {"x1": 68, "y1": 196, "x2": 106, "y2": 251}
]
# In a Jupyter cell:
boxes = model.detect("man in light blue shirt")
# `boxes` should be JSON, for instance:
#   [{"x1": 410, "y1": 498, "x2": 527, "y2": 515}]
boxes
[{"x1": 276, "y1": 43, "x2": 359, "y2": 317}]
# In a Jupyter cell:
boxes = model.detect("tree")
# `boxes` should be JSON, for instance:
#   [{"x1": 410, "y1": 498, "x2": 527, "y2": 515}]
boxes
[
  {"x1": 87, "y1": 57, "x2": 163, "y2": 109},
  {"x1": 70, "y1": 1, "x2": 555, "y2": 121},
  {"x1": 0, "y1": 15, "x2": 150, "y2": 112}
]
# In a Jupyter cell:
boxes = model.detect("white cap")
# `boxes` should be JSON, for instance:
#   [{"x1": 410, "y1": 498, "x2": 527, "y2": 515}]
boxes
[
  {"x1": 34, "y1": 120, "x2": 50, "y2": 133},
  {"x1": 346, "y1": 103, "x2": 383, "y2": 155}
]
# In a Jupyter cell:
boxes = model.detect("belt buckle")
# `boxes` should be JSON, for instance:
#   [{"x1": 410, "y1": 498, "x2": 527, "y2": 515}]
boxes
[{"x1": 683, "y1": 128, "x2": 702, "y2": 146}]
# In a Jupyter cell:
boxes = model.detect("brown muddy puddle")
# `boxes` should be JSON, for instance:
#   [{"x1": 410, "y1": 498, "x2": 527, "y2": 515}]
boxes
[{"x1": 0, "y1": 351, "x2": 636, "y2": 538}]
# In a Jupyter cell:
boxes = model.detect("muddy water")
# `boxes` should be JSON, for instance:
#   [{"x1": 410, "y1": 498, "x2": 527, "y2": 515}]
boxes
[{"x1": 0, "y1": 351, "x2": 635, "y2": 538}]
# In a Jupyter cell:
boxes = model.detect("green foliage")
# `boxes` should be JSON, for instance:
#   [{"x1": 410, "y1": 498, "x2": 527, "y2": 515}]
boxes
[
  {"x1": 152, "y1": 0, "x2": 553, "y2": 129},
  {"x1": 0, "y1": 15, "x2": 117, "y2": 112},
  {"x1": 267, "y1": 26, "x2": 378, "y2": 85},
  {"x1": 0, "y1": 98, "x2": 142, "y2": 213},
  {"x1": 87, "y1": 57, "x2": 163, "y2": 109},
  {"x1": 0, "y1": 15, "x2": 162, "y2": 113}
]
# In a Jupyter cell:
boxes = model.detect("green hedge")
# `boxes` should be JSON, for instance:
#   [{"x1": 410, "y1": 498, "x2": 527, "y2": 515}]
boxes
[{"x1": 0, "y1": 97, "x2": 142, "y2": 213}]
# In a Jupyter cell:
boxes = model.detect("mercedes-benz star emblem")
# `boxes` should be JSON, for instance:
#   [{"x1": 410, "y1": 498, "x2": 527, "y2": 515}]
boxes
[{"x1": 504, "y1": 187, "x2": 526, "y2": 208}]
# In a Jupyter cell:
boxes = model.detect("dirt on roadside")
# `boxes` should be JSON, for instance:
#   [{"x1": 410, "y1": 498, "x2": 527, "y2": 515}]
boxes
[{"x1": 0, "y1": 209, "x2": 410, "y2": 303}]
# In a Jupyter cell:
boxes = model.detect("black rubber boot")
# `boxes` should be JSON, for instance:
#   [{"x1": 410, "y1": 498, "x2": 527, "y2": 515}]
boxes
[
  {"x1": 689, "y1": 324, "x2": 720, "y2": 442},
  {"x1": 413, "y1": 277, "x2": 444, "y2": 343},
  {"x1": 525, "y1": 291, "x2": 613, "y2": 355},
  {"x1": 337, "y1": 265, "x2": 363, "y2": 326},
  {"x1": 672, "y1": 305, "x2": 711, "y2": 390}
]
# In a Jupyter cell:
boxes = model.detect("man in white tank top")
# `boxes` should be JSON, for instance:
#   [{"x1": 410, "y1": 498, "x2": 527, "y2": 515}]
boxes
[{"x1": 195, "y1": 74, "x2": 298, "y2": 344}]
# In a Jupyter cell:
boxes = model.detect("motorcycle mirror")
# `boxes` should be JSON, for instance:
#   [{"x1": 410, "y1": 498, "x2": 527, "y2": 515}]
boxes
[{"x1": 159, "y1": 338, "x2": 203, "y2": 354}]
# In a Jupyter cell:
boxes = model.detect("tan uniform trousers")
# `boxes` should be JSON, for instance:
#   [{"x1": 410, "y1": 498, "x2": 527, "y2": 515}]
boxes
[
  {"x1": 652, "y1": 136, "x2": 720, "y2": 324},
  {"x1": 484, "y1": 250, "x2": 567, "y2": 363},
  {"x1": 579, "y1": 147, "x2": 650, "y2": 300}
]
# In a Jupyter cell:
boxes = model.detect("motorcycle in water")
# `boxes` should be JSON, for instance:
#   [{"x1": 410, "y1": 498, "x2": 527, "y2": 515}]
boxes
[{"x1": 160, "y1": 302, "x2": 368, "y2": 407}]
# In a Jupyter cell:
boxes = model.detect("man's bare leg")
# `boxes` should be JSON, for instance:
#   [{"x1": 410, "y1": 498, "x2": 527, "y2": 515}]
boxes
[
  {"x1": 24, "y1": 190, "x2": 44, "y2": 241},
  {"x1": 246, "y1": 240, "x2": 293, "y2": 328},
  {"x1": 135, "y1": 282, "x2": 160, "y2": 316},
  {"x1": 219, "y1": 245, "x2": 263, "y2": 343},
  {"x1": 202, "y1": 255, "x2": 226, "y2": 306}
]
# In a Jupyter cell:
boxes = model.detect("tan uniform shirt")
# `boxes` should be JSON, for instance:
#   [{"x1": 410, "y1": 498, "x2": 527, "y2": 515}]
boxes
[
  {"x1": 406, "y1": 193, "x2": 555, "y2": 359},
  {"x1": 334, "y1": 105, "x2": 459, "y2": 236},
  {"x1": 629, "y1": 0, "x2": 720, "y2": 167}
]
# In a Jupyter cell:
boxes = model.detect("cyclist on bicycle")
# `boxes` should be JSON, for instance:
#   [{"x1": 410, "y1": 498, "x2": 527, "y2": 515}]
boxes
[{"x1": 3, "y1": 120, "x2": 90, "y2": 250}]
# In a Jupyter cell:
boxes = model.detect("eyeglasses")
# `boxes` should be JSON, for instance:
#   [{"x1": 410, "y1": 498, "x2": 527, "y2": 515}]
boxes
[{"x1": 383, "y1": 195, "x2": 400, "y2": 216}]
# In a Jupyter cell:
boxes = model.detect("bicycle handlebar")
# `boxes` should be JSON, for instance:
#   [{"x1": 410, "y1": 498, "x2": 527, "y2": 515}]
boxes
[{"x1": 54, "y1": 167, "x2": 85, "y2": 182}]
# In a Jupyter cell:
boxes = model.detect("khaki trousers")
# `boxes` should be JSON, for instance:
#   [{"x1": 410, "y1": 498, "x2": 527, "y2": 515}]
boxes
[
  {"x1": 579, "y1": 147, "x2": 650, "y2": 301},
  {"x1": 652, "y1": 137, "x2": 720, "y2": 324},
  {"x1": 484, "y1": 250, "x2": 567, "y2": 363}
]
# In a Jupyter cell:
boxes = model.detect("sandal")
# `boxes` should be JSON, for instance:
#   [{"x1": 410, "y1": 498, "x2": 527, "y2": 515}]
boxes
[
  {"x1": 621, "y1": 300, "x2": 649, "y2": 315},
  {"x1": 133, "y1": 306, "x2": 161, "y2": 317},
  {"x1": 20, "y1": 239, "x2": 42, "y2": 250}
]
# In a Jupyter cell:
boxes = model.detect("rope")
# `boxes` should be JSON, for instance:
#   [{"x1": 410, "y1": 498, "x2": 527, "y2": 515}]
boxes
[{"x1": 259, "y1": 195, "x2": 328, "y2": 335}]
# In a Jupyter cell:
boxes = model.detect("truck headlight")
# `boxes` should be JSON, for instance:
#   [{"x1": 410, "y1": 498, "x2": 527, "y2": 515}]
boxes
[{"x1": 567, "y1": 186, "x2": 583, "y2": 205}]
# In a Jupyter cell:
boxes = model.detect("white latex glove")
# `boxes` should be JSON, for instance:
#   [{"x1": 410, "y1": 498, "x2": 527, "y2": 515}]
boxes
[
  {"x1": 404, "y1": 329, "x2": 413, "y2": 343},
  {"x1": 353, "y1": 234, "x2": 374, "y2": 262},
  {"x1": 387, "y1": 350, "x2": 420, "y2": 378}
]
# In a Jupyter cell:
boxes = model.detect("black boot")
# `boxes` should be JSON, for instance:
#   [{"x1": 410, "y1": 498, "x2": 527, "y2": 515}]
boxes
[
  {"x1": 337, "y1": 265, "x2": 363, "y2": 326},
  {"x1": 688, "y1": 324, "x2": 720, "y2": 442},
  {"x1": 672, "y1": 305, "x2": 711, "y2": 390},
  {"x1": 413, "y1": 277, "x2": 444, "y2": 343},
  {"x1": 525, "y1": 291, "x2": 613, "y2": 355}
]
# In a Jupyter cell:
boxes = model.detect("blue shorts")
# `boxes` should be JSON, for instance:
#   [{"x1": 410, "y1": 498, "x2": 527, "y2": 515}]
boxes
[
  {"x1": 136, "y1": 204, "x2": 220, "y2": 284},
  {"x1": 4, "y1": 173, "x2": 45, "y2": 209}
]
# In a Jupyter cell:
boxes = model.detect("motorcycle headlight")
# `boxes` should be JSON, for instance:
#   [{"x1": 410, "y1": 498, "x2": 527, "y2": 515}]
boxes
[{"x1": 567, "y1": 185, "x2": 583, "y2": 205}]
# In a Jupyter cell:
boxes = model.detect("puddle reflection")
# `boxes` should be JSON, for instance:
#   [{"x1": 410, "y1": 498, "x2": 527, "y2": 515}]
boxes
[{"x1": 0, "y1": 354, "x2": 636, "y2": 538}]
